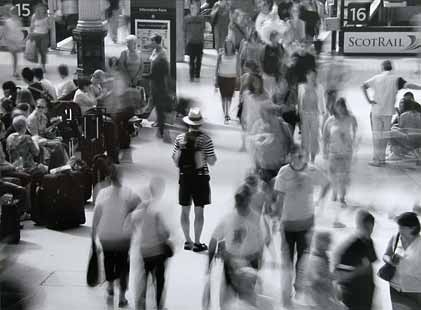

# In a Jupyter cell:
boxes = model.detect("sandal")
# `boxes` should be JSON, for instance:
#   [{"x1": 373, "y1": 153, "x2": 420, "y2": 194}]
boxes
[
  {"x1": 184, "y1": 241, "x2": 193, "y2": 250},
  {"x1": 193, "y1": 243, "x2": 208, "y2": 252}
]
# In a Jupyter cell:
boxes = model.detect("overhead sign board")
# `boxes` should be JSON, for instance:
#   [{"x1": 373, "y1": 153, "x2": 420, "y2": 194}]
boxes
[{"x1": 344, "y1": 31, "x2": 421, "y2": 53}]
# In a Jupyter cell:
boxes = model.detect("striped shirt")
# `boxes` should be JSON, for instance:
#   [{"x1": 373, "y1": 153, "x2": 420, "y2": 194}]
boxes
[{"x1": 172, "y1": 130, "x2": 216, "y2": 175}]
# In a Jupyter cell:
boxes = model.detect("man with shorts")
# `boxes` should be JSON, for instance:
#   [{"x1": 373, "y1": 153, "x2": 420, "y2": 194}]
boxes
[
  {"x1": 172, "y1": 108, "x2": 217, "y2": 252},
  {"x1": 362, "y1": 60, "x2": 421, "y2": 167}
]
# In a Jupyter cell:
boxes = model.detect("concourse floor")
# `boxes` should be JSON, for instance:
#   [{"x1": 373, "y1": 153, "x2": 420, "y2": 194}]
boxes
[{"x1": 1, "y1": 44, "x2": 421, "y2": 310}]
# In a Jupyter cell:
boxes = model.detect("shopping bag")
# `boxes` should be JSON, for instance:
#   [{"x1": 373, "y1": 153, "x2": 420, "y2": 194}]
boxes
[
  {"x1": 87, "y1": 241, "x2": 99, "y2": 287},
  {"x1": 24, "y1": 40, "x2": 38, "y2": 63}
]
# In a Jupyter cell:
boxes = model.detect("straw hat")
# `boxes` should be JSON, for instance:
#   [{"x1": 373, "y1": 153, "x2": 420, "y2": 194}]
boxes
[{"x1": 183, "y1": 107, "x2": 203, "y2": 126}]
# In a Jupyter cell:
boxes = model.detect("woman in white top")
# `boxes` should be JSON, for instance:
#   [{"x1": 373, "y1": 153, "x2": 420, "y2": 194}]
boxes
[
  {"x1": 382, "y1": 212, "x2": 421, "y2": 309},
  {"x1": 3, "y1": 5, "x2": 24, "y2": 78},
  {"x1": 215, "y1": 39, "x2": 239, "y2": 124},
  {"x1": 29, "y1": 3, "x2": 50, "y2": 72},
  {"x1": 298, "y1": 69, "x2": 327, "y2": 163},
  {"x1": 73, "y1": 79, "x2": 96, "y2": 115},
  {"x1": 92, "y1": 165, "x2": 141, "y2": 307}
]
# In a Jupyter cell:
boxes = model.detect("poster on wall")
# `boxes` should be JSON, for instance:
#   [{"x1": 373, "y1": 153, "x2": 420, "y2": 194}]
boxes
[{"x1": 135, "y1": 19, "x2": 171, "y2": 74}]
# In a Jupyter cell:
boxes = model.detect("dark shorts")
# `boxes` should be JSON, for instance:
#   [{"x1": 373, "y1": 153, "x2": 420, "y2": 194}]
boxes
[
  {"x1": 64, "y1": 14, "x2": 78, "y2": 31},
  {"x1": 179, "y1": 174, "x2": 211, "y2": 207},
  {"x1": 218, "y1": 76, "x2": 236, "y2": 99}
]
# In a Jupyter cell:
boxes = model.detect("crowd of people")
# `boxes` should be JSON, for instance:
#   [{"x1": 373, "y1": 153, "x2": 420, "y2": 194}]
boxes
[{"x1": 0, "y1": 1, "x2": 421, "y2": 310}]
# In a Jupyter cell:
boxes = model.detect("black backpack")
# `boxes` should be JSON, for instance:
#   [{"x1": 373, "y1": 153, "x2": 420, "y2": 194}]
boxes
[{"x1": 178, "y1": 131, "x2": 201, "y2": 174}]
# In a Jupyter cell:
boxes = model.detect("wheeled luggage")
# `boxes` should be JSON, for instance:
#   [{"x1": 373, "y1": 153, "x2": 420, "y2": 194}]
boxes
[
  {"x1": 34, "y1": 171, "x2": 86, "y2": 230},
  {"x1": 0, "y1": 201, "x2": 20, "y2": 244}
]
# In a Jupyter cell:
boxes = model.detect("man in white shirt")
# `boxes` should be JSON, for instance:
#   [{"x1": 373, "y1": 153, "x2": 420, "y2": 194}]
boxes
[
  {"x1": 362, "y1": 60, "x2": 421, "y2": 167},
  {"x1": 273, "y1": 144, "x2": 329, "y2": 306}
]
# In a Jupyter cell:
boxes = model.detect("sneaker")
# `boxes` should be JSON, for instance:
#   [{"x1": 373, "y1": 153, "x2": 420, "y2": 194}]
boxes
[
  {"x1": 333, "y1": 221, "x2": 346, "y2": 229},
  {"x1": 368, "y1": 161, "x2": 384, "y2": 167},
  {"x1": 118, "y1": 297, "x2": 128, "y2": 308},
  {"x1": 387, "y1": 153, "x2": 402, "y2": 161},
  {"x1": 193, "y1": 243, "x2": 208, "y2": 252}
]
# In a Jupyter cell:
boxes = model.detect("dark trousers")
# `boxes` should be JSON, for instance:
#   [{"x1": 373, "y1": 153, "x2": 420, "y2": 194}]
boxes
[
  {"x1": 103, "y1": 250, "x2": 129, "y2": 291},
  {"x1": 0, "y1": 181, "x2": 28, "y2": 216},
  {"x1": 187, "y1": 43, "x2": 204, "y2": 79},
  {"x1": 390, "y1": 286, "x2": 421, "y2": 310},
  {"x1": 139, "y1": 255, "x2": 167, "y2": 309}
]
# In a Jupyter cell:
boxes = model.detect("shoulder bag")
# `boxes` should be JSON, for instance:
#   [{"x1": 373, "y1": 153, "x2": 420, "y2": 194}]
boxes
[{"x1": 377, "y1": 233, "x2": 400, "y2": 281}]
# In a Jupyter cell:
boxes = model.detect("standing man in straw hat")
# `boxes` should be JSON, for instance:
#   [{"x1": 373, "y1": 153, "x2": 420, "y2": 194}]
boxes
[{"x1": 172, "y1": 108, "x2": 217, "y2": 252}]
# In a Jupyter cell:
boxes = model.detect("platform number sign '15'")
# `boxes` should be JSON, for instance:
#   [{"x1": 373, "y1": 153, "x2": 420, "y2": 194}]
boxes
[
  {"x1": 15, "y1": 3, "x2": 31, "y2": 17},
  {"x1": 347, "y1": 3, "x2": 370, "y2": 25}
]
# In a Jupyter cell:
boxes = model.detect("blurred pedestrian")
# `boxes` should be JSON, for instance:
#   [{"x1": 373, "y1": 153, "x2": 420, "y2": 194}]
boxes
[
  {"x1": 135, "y1": 177, "x2": 172, "y2": 310},
  {"x1": 184, "y1": 2, "x2": 206, "y2": 82},
  {"x1": 273, "y1": 144, "x2": 330, "y2": 307},
  {"x1": 91, "y1": 165, "x2": 141, "y2": 307},
  {"x1": 172, "y1": 108, "x2": 217, "y2": 253},
  {"x1": 106, "y1": 0, "x2": 120, "y2": 43},
  {"x1": 148, "y1": 34, "x2": 171, "y2": 139},
  {"x1": 29, "y1": 3, "x2": 50, "y2": 72},
  {"x1": 210, "y1": 0, "x2": 231, "y2": 51},
  {"x1": 300, "y1": 231, "x2": 341, "y2": 309},
  {"x1": 3, "y1": 5, "x2": 24, "y2": 78},
  {"x1": 239, "y1": 29, "x2": 262, "y2": 76},
  {"x1": 215, "y1": 39, "x2": 239, "y2": 124},
  {"x1": 298, "y1": 69, "x2": 327, "y2": 163},
  {"x1": 381, "y1": 212, "x2": 421, "y2": 309},
  {"x1": 207, "y1": 184, "x2": 269, "y2": 307},
  {"x1": 119, "y1": 35, "x2": 144, "y2": 88},
  {"x1": 335, "y1": 210, "x2": 377, "y2": 310},
  {"x1": 322, "y1": 98, "x2": 357, "y2": 227}
]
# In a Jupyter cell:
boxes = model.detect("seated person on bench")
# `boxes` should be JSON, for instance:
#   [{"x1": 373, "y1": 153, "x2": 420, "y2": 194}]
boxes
[
  {"x1": 27, "y1": 99, "x2": 69, "y2": 169},
  {"x1": 389, "y1": 92, "x2": 421, "y2": 160},
  {"x1": 6, "y1": 116, "x2": 48, "y2": 176}
]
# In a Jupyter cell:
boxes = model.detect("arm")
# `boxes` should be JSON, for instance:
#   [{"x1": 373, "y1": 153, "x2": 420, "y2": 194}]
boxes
[
  {"x1": 215, "y1": 54, "x2": 221, "y2": 88},
  {"x1": 91, "y1": 204, "x2": 102, "y2": 240},
  {"x1": 361, "y1": 83, "x2": 376, "y2": 105},
  {"x1": 272, "y1": 191, "x2": 285, "y2": 218},
  {"x1": 207, "y1": 237, "x2": 218, "y2": 272},
  {"x1": 322, "y1": 119, "x2": 330, "y2": 159},
  {"x1": 403, "y1": 82, "x2": 421, "y2": 90}
]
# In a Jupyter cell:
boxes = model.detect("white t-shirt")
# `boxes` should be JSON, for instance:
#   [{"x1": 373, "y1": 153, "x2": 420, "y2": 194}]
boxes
[
  {"x1": 95, "y1": 185, "x2": 141, "y2": 248},
  {"x1": 212, "y1": 210, "x2": 267, "y2": 257},
  {"x1": 274, "y1": 164, "x2": 328, "y2": 223},
  {"x1": 364, "y1": 71, "x2": 406, "y2": 116},
  {"x1": 40, "y1": 79, "x2": 57, "y2": 100}
]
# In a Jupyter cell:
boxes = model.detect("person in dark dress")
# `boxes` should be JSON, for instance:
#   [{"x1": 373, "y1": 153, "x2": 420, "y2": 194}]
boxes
[
  {"x1": 148, "y1": 34, "x2": 171, "y2": 139},
  {"x1": 335, "y1": 210, "x2": 378, "y2": 310}
]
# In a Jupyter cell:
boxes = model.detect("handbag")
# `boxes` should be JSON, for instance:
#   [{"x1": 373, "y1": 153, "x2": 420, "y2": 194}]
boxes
[
  {"x1": 86, "y1": 241, "x2": 99, "y2": 287},
  {"x1": 377, "y1": 233, "x2": 400, "y2": 282},
  {"x1": 24, "y1": 39, "x2": 38, "y2": 63}
]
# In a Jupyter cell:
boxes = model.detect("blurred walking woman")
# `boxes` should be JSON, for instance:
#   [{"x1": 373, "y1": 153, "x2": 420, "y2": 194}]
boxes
[
  {"x1": 3, "y1": 5, "x2": 24, "y2": 78},
  {"x1": 29, "y1": 4, "x2": 50, "y2": 72},
  {"x1": 215, "y1": 39, "x2": 239, "y2": 124},
  {"x1": 119, "y1": 35, "x2": 144, "y2": 88},
  {"x1": 322, "y1": 98, "x2": 357, "y2": 205},
  {"x1": 298, "y1": 69, "x2": 326, "y2": 163},
  {"x1": 382, "y1": 212, "x2": 421, "y2": 310},
  {"x1": 92, "y1": 165, "x2": 141, "y2": 307}
]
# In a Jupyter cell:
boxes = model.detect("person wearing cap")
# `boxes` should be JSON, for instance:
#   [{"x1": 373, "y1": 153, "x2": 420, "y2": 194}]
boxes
[
  {"x1": 334, "y1": 210, "x2": 377, "y2": 310},
  {"x1": 362, "y1": 60, "x2": 421, "y2": 167},
  {"x1": 381, "y1": 212, "x2": 421, "y2": 309},
  {"x1": 172, "y1": 108, "x2": 216, "y2": 252}
]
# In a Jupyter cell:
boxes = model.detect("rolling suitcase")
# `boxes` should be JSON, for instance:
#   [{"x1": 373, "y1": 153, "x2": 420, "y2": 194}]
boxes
[
  {"x1": 0, "y1": 201, "x2": 20, "y2": 244},
  {"x1": 80, "y1": 108, "x2": 106, "y2": 166},
  {"x1": 36, "y1": 171, "x2": 86, "y2": 230}
]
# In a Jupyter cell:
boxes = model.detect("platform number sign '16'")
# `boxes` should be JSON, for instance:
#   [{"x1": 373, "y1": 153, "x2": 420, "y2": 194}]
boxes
[{"x1": 347, "y1": 3, "x2": 370, "y2": 25}]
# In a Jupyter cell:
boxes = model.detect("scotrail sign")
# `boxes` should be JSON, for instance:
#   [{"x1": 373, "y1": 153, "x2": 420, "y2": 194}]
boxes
[{"x1": 344, "y1": 32, "x2": 421, "y2": 54}]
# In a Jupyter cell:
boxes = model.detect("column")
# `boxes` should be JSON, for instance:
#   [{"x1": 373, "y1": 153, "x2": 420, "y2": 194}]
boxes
[
  {"x1": 176, "y1": 0, "x2": 185, "y2": 62},
  {"x1": 73, "y1": 0, "x2": 107, "y2": 80}
]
